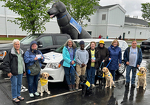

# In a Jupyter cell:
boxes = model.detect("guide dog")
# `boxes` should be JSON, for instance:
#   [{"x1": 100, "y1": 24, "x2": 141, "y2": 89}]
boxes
[
  {"x1": 47, "y1": 1, "x2": 91, "y2": 39},
  {"x1": 37, "y1": 72, "x2": 51, "y2": 96},
  {"x1": 137, "y1": 67, "x2": 147, "y2": 90},
  {"x1": 96, "y1": 68, "x2": 105, "y2": 86},
  {"x1": 79, "y1": 75, "x2": 93, "y2": 97},
  {"x1": 102, "y1": 67, "x2": 115, "y2": 88}
]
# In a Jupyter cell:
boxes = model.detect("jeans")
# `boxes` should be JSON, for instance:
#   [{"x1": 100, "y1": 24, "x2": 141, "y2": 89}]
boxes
[
  {"x1": 10, "y1": 74, "x2": 23, "y2": 99},
  {"x1": 87, "y1": 67, "x2": 96, "y2": 84},
  {"x1": 109, "y1": 70, "x2": 116, "y2": 81},
  {"x1": 126, "y1": 66, "x2": 137, "y2": 84},
  {"x1": 27, "y1": 73, "x2": 40, "y2": 93},
  {"x1": 64, "y1": 66, "x2": 75, "y2": 85}
]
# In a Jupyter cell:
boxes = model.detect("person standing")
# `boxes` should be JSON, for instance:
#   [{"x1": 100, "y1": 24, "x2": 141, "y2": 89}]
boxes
[
  {"x1": 2, "y1": 39, "x2": 25, "y2": 103},
  {"x1": 87, "y1": 41, "x2": 100, "y2": 87},
  {"x1": 99, "y1": 35, "x2": 102, "y2": 39},
  {"x1": 124, "y1": 41, "x2": 142, "y2": 88},
  {"x1": 108, "y1": 40, "x2": 122, "y2": 81},
  {"x1": 95, "y1": 40, "x2": 109, "y2": 85},
  {"x1": 118, "y1": 35, "x2": 121, "y2": 40},
  {"x1": 106, "y1": 35, "x2": 108, "y2": 39},
  {"x1": 24, "y1": 41, "x2": 44, "y2": 97},
  {"x1": 75, "y1": 41, "x2": 89, "y2": 89},
  {"x1": 96, "y1": 40, "x2": 109, "y2": 67},
  {"x1": 62, "y1": 39, "x2": 77, "y2": 91}
]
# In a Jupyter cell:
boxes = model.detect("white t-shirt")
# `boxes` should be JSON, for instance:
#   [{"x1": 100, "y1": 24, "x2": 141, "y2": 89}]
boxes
[{"x1": 129, "y1": 47, "x2": 137, "y2": 67}]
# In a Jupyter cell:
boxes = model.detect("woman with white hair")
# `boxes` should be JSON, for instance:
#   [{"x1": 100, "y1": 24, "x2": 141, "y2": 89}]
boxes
[
  {"x1": 2, "y1": 39, "x2": 25, "y2": 103},
  {"x1": 62, "y1": 39, "x2": 77, "y2": 91}
]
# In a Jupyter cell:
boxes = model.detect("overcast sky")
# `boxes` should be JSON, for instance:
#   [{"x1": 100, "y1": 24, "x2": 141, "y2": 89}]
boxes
[{"x1": 99, "y1": 0, "x2": 149, "y2": 19}]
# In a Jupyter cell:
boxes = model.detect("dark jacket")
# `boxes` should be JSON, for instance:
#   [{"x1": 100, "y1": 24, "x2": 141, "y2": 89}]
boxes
[
  {"x1": 96, "y1": 45, "x2": 109, "y2": 67},
  {"x1": 87, "y1": 48, "x2": 100, "y2": 69},
  {"x1": 108, "y1": 45, "x2": 122, "y2": 70},
  {"x1": 24, "y1": 41, "x2": 44, "y2": 70},
  {"x1": 124, "y1": 47, "x2": 142, "y2": 66},
  {"x1": 2, "y1": 47, "x2": 25, "y2": 75}
]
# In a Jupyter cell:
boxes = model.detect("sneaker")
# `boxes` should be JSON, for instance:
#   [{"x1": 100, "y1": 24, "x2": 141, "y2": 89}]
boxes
[
  {"x1": 75, "y1": 84, "x2": 79, "y2": 90},
  {"x1": 72, "y1": 85, "x2": 75, "y2": 91},
  {"x1": 21, "y1": 88, "x2": 28, "y2": 92},
  {"x1": 92, "y1": 84, "x2": 95, "y2": 87},
  {"x1": 96, "y1": 80, "x2": 99, "y2": 85},
  {"x1": 29, "y1": 93, "x2": 34, "y2": 98},
  {"x1": 34, "y1": 92, "x2": 40, "y2": 96}
]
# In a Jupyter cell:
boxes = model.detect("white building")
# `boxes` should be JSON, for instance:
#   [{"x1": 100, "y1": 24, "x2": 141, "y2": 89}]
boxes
[
  {"x1": 0, "y1": 2, "x2": 149, "y2": 39},
  {"x1": 83, "y1": 4, "x2": 150, "y2": 39},
  {"x1": 0, "y1": 2, "x2": 60, "y2": 37}
]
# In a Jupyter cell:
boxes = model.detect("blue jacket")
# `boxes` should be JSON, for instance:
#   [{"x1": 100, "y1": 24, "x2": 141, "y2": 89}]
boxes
[
  {"x1": 124, "y1": 47, "x2": 142, "y2": 66},
  {"x1": 62, "y1": 46, "x2": 76, "y2": 67},
  {"x1": 108, "y1": 45, "x2": 122, "y2": 70},
  {"x1": 24, "y1": 41, "x2": 44, "y2": 70}
]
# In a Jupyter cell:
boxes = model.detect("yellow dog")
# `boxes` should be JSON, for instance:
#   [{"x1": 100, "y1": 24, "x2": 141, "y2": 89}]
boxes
[
  {"x1": 37, "y1": 72, "x2": 51, "y2": 96},
  {"x1": 102, "y1": 67, "x2": 115, "y2": 88},
  {"x1": 137, "y1": 67, "x2": 147, "y2": 90}
]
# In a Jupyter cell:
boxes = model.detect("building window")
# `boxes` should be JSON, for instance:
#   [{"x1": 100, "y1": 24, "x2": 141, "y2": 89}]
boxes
[
  {"x1": 128, "y1": 31, "x2": 130, "y2": 34},
  {"x1": 102, "y1": 14, "x2": 106, "y2": 20},
  {"x1": 140, "y1": 32, "x2": 142, "y2": 35},
  {"x1": 87, "y1": 31, "x2": 92, "y2": 35},
  {"x1": 88, "y1": 19, "x2": 91, "y2": 22}
]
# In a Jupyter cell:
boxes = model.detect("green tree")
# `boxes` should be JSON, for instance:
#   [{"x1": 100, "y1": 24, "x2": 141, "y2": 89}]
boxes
[
  {"x1": 60, "y1": 0, "x2": 100, "y2": 25},
  {"x1": 1, "y1": 0, "x2": 52, "y2": 34},
  {"x1": 141, "y1": 3, "x2": 150, "y2": 25}
]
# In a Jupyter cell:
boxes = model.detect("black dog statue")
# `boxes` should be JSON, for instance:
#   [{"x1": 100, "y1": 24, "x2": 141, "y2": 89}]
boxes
[
  {"x1": 47, "y1": 1, "x2": 91, "y2": 39},
  {"x1": 79, "y1": 75, "x2": 92, "y2": 97}
]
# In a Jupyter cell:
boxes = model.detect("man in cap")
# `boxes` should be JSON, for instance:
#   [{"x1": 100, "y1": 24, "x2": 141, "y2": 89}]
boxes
[{"x1": 75, "y1": 41, "x2": 89, "y2": 89}]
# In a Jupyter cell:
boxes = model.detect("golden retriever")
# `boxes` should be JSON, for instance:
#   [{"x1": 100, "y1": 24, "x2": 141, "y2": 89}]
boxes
[
  {"x1": 102, "y1": 67, "x2": 115, "y2": 88},
  {"x1": 137, "y1": 67, "x2": 147, "y2": 90},
  {"x1": 37, "y1": 72, "x2": 51, "y2": 96}
]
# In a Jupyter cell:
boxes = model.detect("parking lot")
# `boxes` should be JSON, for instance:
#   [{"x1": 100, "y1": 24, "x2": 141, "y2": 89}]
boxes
[{"x1": 0, "y1": 50, "x2": 150, "y2": 105}]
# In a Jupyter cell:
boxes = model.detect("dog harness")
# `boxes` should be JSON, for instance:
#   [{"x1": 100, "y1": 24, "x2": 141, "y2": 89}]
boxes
[
  {"x1": 71, "y1": 65, "x2": 91, "y2": 88},
  {"x1": 80, "y1": 81, "x2": 90, "y2": 90},
  {"x1": 137, "y1": 72, "x2": 144, "y2": 76},
  {"x1": 40, "y1": 78, "x2": 48, "y2": 86},
  {"x1": 104, "y1": 73, "x2": 113, "y2": 78},
  {"x1": 85, "y1": 81, "x2": 90, "y2": 88}
]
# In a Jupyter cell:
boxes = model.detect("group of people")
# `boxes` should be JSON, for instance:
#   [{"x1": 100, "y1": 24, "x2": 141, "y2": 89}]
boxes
[
  {"x1": 1, "y1": 38, "x2": 142, "y2": 103},
  {"x1": 62, "y1": 39, "x2": 142, "y2": 91},
  {"x1": 62, "y1": 39, "x2": 122, "y2": 91},
  {"x1": 2, "y1": 40, "x2": 44, "y2": 103}
]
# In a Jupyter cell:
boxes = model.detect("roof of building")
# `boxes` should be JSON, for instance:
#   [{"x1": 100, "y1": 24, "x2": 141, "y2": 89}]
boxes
[
  {"x1": 125, "y1": 17, "x2": 149, "y2": 26},
  {"x1": 98, "y1": 4, "x2": 126, "y2": 13},
  {"x1": 99, "y1": 4, "x2": 117, "y2": 9}
]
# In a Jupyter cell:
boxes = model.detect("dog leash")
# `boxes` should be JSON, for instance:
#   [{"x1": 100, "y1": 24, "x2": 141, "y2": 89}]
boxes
[
  {"x1": 71, "y1": 65, "x2": 91, "y2": 89},
  {"x1": 97, "y1": 60, "x2": 111, "y2": 78},
  {"x1": 71, "y1": 65, "x2": 79, "y2": 77},
  {"x1": 106, "y1": 59, "x2": 112, "y2": 68},
  {"x1": 97, "y1": 61, "x2": 104, "y2": 78},
  {"x1": 99, "y1": 62, "x2": 104, "y2": 69}
]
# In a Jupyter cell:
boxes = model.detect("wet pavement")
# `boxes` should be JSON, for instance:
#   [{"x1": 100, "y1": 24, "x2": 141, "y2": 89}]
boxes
[{"x1": 1, "y1": 51, "x2": 150, "y2": 105}]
